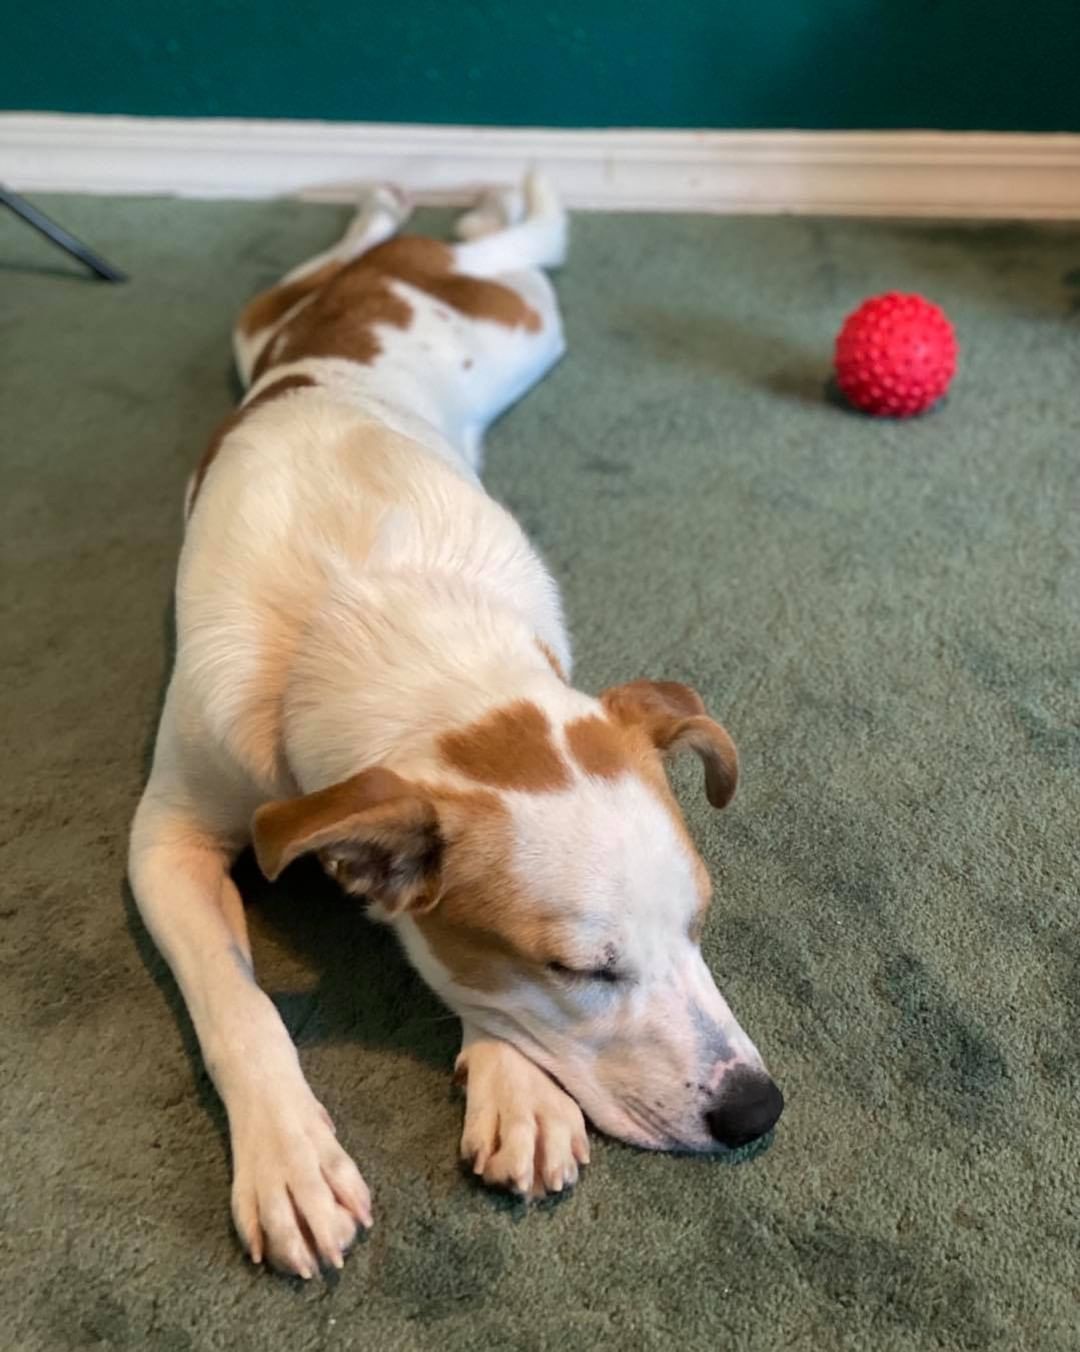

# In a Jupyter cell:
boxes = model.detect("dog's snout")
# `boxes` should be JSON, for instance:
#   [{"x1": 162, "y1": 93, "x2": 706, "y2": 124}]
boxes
[{"x1": 705, "y1": 1068, "x2": 784, "y2": 1148}]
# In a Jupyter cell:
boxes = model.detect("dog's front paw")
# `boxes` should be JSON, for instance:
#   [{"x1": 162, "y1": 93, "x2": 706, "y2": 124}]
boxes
[
  {"x1": 456, "y1": 1038, "x2": 590, "y2": 1200},
  {"x1": 229, "y1": 1094, "x2": 371, "y2": 1278}
]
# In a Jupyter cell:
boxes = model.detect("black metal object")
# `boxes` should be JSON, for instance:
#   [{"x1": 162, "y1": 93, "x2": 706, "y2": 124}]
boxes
[{"x1": 0, "y1": 184, "x2": 127, "y2": 282}]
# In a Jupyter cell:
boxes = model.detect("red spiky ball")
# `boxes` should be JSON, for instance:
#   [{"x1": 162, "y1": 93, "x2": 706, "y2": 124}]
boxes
[{"x1": 834, "y1": 292, "x2": 957, "y2": 417}]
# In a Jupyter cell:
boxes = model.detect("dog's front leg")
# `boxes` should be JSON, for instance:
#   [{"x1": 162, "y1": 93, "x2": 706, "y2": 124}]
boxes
[
  {"x1": 130, "y1": 787, "x2": 371, "y2": 1277},
  {"x1": 455, "y1": 1030, "x2": 590, "y2": 1199}
]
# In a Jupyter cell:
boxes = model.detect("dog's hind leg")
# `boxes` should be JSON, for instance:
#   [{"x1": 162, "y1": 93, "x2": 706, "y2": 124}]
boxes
[
  {"x1": 454, "y1": 184, "x2": 526, "y2": 240},
  {"x1": 451, "y1": 171, "x2": 567, "y2": 276},
  {"x1": 129, "y1": 726, "x2": 371, "y2": 1276}
]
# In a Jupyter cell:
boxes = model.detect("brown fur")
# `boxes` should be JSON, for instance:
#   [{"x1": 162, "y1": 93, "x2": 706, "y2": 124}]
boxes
[
  {"x1": 602, "y1": 680, "x2": 739, "y2": 810},
  {"x1": 440, "y1": 700, "x2": 570, "y2": 792},
  {"x1": 565, "y1": 714, "x2": 625, "y2": 779},
  {"x1": 536, "y1": 640, "x2": 567, "y2": 681},
  {"x1": 428, "y1": 703, "x2": 717, "y2": 988},
  {"x1": 416, "y1": 796, "x2": 569, "y2": 993},
  {"x1": 252, "y1": 686, "x2": 729, "y2": 990},
  {"x1": 413, "y1": 908, "x2": 511, "y2": 994},
  {"x1": 364, "y1": 237, "x2": 542, "y2": 332},
  {"x1": 252, "y1": 766, "x2": 427, "y2": 882},
  {"x1": 248, "y1": 235, "x2": 542, "y2": 382},
  {"x1": 259, "y1": 769, "x2": 562, "y2": 993},
  {"x1": 239, "y1": 260, "x2": 343, "y2": 338},
  {"x1": 188, "y1": 373, "x2": 318, "y2": 514},
  {"x1": 253, "y1": 268, "x2": 413, "y2": 381}
]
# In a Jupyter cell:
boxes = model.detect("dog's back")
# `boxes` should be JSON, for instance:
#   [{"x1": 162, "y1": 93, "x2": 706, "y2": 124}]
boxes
[
  {"x1": 227, "y1": 175, "x2": 566, "y2": 477},
  {"x1": 174, "y1": 177, "x2": 571, "y2": 805}
]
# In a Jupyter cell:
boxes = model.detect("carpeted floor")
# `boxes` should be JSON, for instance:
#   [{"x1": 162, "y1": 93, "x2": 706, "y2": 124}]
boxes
[{"x1": 2, "y1": 194, "x2": 1078, "y2": 1352}]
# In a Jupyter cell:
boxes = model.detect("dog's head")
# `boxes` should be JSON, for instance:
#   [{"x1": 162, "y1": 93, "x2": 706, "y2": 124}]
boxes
[{"x1": 254, "y1": 679, "x2": 782, "y2": 1152}]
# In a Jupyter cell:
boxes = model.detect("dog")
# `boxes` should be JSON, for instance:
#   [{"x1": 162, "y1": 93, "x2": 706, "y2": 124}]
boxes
[{"x1": 129, "y1": 175, "x2": 783, "y2": 1279}]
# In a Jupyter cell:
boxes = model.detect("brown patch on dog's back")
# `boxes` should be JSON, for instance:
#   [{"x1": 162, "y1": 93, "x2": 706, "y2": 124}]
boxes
[
  {"x1": 440, "y1": 700, "x2": 570, "y2": 792},
  {"x1": 251, "y1": 267, "x2": 413, "y2": 380},
  {"x1": 188, "y1": 373, "x2": 317, "y2": 514},
  {"x1": 249, "y1": 234, "x2": 542, "y2": 380},
  {"x1": 364, "y1": 237, "x2": 542, "y2": 332},
  {"x1": 239, "y1": 260, "x2": 343, "y2": 338}
]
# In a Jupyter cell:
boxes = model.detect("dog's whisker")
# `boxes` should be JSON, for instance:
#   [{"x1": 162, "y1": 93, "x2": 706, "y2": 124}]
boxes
[{"x1": 622, "y1": 1095, "x2": 678, "y2": 1143}]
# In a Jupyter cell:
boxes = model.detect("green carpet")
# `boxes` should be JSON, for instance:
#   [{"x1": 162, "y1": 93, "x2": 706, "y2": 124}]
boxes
[{"x1": 2, "y1": 196, "x2": 1078, "y2": 1352}]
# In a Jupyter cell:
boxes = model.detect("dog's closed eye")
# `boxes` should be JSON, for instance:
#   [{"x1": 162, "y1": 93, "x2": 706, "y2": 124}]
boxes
[{"x1": 546, "y1": 959, "x2": 624, "y2": 985}]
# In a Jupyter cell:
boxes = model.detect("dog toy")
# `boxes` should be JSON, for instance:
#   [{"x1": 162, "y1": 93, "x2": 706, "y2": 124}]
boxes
[{"x1": 834, "y1": 292, "x2": 957, "y2": 417}]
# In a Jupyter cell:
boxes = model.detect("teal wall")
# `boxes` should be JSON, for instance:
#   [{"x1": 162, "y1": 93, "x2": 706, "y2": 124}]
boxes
[{"x1": 5, "y1": 1, "x2": 1078, "y2": 131}]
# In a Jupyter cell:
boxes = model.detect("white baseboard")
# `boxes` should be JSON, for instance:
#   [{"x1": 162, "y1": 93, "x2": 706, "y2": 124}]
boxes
[{"x1": 4, "y1": 113, "x2": 1080, "y2": 219}]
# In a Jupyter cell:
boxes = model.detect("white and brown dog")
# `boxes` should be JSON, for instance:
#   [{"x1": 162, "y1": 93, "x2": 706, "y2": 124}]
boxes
[{"x1": 130, "y1": 175, "x2": 783, "y2": 1279}]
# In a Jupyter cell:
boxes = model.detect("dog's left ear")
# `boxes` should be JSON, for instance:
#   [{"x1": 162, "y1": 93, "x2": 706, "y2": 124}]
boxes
[
  {"x1": 251, "y1": 767, "x2": 443, "y2": 914},
  {"x1": 601, "y1": 679, "x2": 739, "y2": 809}
]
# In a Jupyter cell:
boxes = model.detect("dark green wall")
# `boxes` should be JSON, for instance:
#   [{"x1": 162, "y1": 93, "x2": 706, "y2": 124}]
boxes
[{"x1": 5, "y1": 1, "x2": 1079, "y2": 131}]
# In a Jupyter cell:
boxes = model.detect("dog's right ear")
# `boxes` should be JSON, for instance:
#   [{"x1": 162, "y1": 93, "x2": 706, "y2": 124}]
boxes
[
  {"x1": 601, "y1": 679, "x2": 739, "y2": 809},
  {"x1": 252, "y1": 767, "x2": 443, "y2": 915}
]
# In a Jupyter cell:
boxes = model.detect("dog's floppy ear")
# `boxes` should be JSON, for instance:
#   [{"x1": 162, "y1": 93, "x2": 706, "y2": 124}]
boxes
[
  {"x1": 601, "y1": 679, "x2": 739, "y2": 809},
  {"x1": 252, "y1": 767, "x2": 443, "y2": 914}
]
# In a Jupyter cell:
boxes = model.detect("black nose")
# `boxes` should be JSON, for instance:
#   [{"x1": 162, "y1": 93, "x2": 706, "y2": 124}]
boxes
[{"x1": 705, "y1": 1069, "x2": 784, "y2": 1148}]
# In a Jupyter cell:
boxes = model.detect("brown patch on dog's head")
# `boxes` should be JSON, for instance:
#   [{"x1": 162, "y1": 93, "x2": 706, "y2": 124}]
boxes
[
  {"x1": 188, "y1": 373, "x2": 318, "y2": 515},
  {"x1": 440, "y1": 700, "x2": 570, "y2": 792},
  {"x1": 412, "y1": 792, "x2": 572, "y2": 993},
  {"x1": 602, "y1": 680, "x2": 739, "y2": 809},
  {"x1": 565, "y1": 714, "x2": 626, "y2": 780},
  {"x1": 252, "y1": 767, "x2": 443, "y2": 914}
]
